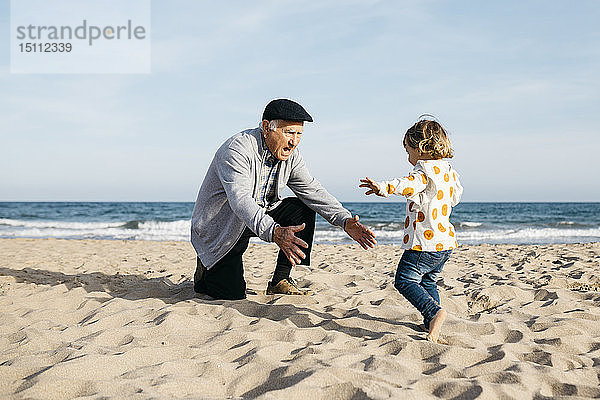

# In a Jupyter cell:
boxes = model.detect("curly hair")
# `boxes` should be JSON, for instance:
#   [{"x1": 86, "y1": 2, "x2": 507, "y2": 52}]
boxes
[{"x1": 404, "y1": 119, "x2": 454, "y2": 159}]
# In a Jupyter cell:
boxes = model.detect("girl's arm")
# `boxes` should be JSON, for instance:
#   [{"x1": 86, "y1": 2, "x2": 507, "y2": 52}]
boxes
[
  {"x1": 360, "y1": 171, "x2": 428, "y2": 198},
  {"x1": 377, "y1": 171, "x2": 428, "y2": 198}
]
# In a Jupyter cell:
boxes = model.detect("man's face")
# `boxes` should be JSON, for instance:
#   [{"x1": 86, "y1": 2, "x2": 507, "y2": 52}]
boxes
[{"x1": 262, "y1": 120, "x2": 304, "y2": 161}]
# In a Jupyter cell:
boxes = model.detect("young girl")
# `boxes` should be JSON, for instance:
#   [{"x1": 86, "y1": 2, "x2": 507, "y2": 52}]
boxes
[{"x1": 360, "y1": 118, "x2": 463, "y2": 343}]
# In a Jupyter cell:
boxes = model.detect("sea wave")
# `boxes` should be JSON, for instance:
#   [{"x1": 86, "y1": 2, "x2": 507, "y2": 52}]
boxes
[
  {"x1": 552, "y1": 221, "x2": 591, "y2": 228},
  {"x1": 313, "y1": 226, "x2": 600, "y2": 245},
  {"x1": 0, "y1": 218, "x2": 124, "y2": 229},
  {"x1": 457, "y1": 222, "x2": 483, "y2": 228},
  {"x1": 0, "y1": 218, "x2": 190, "y2": 241},
  {"x1": 1, "y1": 217, "x2": 599, "y2": 245},
  {"x1": 458, "y1": 227, "x2": 600, "y2": 243}
]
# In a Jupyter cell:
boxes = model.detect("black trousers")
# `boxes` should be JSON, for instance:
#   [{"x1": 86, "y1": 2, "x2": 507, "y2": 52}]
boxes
[{"x1": 194, "y1": 197, "x2": 316, "y2": 300}]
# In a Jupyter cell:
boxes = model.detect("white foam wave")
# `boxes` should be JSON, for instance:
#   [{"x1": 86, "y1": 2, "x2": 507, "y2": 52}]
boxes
[
  {"x1": 0, "y1": 219, "x2": 191, "y2": 241},
  {"x1": 134, "y1": 220, "x2": 191, "y2": 241},
  {"x1": 458, "y1": 227, "x2": 600, "y2": 242},
  {"x1": 314, "y1": 226, "x2": 600, "y2": 245},
  {"x1": 1, "y1": 218, "x2": 599, "y2": 245},
  {"x1": 459, "y1": 222, "x2": 483, "y2": 228},
  {"x1": 0, "y1": 218, "x2": 123, "y2": 229}
]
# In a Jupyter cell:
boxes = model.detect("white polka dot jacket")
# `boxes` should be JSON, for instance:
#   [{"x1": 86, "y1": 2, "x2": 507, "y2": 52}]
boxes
[{"x1": 375, "y1": 160, "x2": 463, "y2": 251}]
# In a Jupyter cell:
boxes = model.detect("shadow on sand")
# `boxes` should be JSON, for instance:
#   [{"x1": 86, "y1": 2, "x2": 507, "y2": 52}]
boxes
[
  {"x1": 0, "y1": 265, "x2": 425, "y2": 337},
  {"x1": 1, "y1": 265, "x2": 429, "y2": 398}
]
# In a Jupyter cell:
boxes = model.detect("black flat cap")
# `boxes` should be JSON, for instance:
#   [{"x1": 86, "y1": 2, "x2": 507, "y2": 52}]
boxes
[{"x1": 262, "y1": 99, "x2": 313, "y2": 122}]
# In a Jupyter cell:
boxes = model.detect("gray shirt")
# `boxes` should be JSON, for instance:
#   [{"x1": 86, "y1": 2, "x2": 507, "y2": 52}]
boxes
[{"x1": 191, "y1": 127, "x2": 352, "y2": 269}]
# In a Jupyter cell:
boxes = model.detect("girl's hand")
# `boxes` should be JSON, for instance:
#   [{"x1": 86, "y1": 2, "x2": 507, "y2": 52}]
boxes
[{"x1": 359, "y1": 177, "x2": 384, "y2": 196}]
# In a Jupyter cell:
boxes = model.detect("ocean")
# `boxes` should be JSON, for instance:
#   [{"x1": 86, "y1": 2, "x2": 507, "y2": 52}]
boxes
[{"x1": 0, "y1": 202, "x2": 599, "y2": 245}]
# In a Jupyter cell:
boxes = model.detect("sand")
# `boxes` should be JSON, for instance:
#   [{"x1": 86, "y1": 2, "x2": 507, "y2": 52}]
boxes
[{"x1": 1, "y1": 238, "x2": 599, "y2": 399}]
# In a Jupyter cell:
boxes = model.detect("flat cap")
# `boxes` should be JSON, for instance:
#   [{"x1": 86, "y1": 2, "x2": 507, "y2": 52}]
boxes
[{"x1": 262, "y1": 99, "x2": 313, "y2": 122}]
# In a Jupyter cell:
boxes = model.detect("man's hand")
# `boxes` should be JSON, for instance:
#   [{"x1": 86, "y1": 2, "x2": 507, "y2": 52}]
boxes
[
  {"x1": 359, "y1": 177, "x2": 385, "y2": 197},
  {"x1": 273, "y1": 224, "x2": 309, "y2": 266},
  {"x1": 345, "y1": 215, "x2": 376, "y2": 249}
]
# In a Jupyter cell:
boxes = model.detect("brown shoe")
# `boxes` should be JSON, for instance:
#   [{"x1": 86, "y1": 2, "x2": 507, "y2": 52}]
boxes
[{"x1": 266, "y1": 278, "x2": 312, "y2": 295}]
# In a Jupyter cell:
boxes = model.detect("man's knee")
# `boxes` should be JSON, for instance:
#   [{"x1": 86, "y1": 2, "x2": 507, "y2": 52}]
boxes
[
  {"x1": 294, "y1": 198, "x2": 316, "y2": 219},
  {"x1": 280, "y1": 197, "x2": 315, "y2": 224},
  {"x1": 215, "y1": 291, "x2": 246, "y2": 300},
  {"x1": 204, "y1": 281, "x2": 247, "y2": 300},
  {"x1": 284, "y1": 197, "x2": 312, "y2": 211}
]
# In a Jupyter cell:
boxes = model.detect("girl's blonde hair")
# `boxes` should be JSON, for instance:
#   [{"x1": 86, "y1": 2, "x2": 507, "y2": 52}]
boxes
[{"x1": 404, "y1": 119, "x2": 453, "y2": 159}]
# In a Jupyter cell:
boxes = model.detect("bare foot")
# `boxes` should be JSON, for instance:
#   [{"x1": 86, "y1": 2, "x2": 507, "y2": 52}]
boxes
[{"x1": 426, "y1": 309, "x2": 447, "y2": 343}]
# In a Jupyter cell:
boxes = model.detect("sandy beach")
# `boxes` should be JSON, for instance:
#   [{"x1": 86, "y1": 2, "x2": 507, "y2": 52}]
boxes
[{"x1": 1, "y1": 238, "x2": 599, "y2": 399}]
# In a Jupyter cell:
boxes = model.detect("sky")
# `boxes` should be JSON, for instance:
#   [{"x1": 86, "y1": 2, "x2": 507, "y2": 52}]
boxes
[{"x1": 1, "y1": 0, "x2": 599, "y2": 202}]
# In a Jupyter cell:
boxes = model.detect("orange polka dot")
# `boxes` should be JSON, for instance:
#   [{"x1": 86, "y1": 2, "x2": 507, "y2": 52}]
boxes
[
  {"x1": 417, "y1": 211, "x2": 425, "y2": 222},
  {"x1": 386, "y1": 184, "x2": 396, "y2": 195},
  {"x1": 449, "y1": 229, "x2": 455, "y2": 237},
  {"x1": 438, "y1": 223, "x2": 446, "y2": 232},
  {"x1": 403, "y1": 234, "x2": 410, "y2": 244},
  {"x1": 421, "y1": 174, "x2": 428, "y2": 185},
  {"x1": 433, "y1": 166, "x2": 440, "y2": 174},
  {"x1": 408, "y1": 175, "x2": 415, "y2": 181},
  {"x1": 408, "y1": 201, "x2": 416, "y2": 212},
  {"x1": 442, "y1": 204, "x2": 448, "y2": 216},
  {"x1": 402, "y1": 187, "x2": 414, "y2": 196},
  {"x1": 436, "y1": 243, "x2": 444, "y2": 251},
  {"x1": 450, "y1": 187, "x2": 454, "y2": 197},
  {"x1": 432, "y1": 208, "x2": 438, "y2": 219},
  {"x1": 444, "y1": 173, "x2": 449, "y2": 182},
  {"x1": 453, "y1": 172, "x2": 456, "y2": 181},
  {"x1": 404, "y1": 216, "x2": 410, "y2": 228},
  {"x1": 448, "y1": 246, "x2": 453, "y2": 250},
  {"x1": 437, "y1": 190, "x2": 444, "y2": 200},
  {"x1": 412, "y1": 245, "x2": 422, "y2": 251},
  {"x1": 454, "y1": 240, "x2": 458, "y2": 247},
  {"x1": 424, "y1": 230, "x2": 434, "y2": 240},
  {"x1": 413, "y1": 221, "x2": 417, "y2": 230}
]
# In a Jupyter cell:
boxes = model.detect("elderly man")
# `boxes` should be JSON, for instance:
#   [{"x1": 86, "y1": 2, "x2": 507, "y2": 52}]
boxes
[{"x1": 191, "y1": 99, "x2": 376, "y2": 300}]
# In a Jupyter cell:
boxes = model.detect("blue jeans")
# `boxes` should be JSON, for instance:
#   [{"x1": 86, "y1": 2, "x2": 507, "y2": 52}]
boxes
[{"x1": 394, "y1": 250, "x2": 452, "y2": 328}]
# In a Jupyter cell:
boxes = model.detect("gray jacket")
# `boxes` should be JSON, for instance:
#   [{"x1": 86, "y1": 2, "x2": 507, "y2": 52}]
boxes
[{"x1": 191, "y1": 127, "x2": 352, "y2": 269}]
